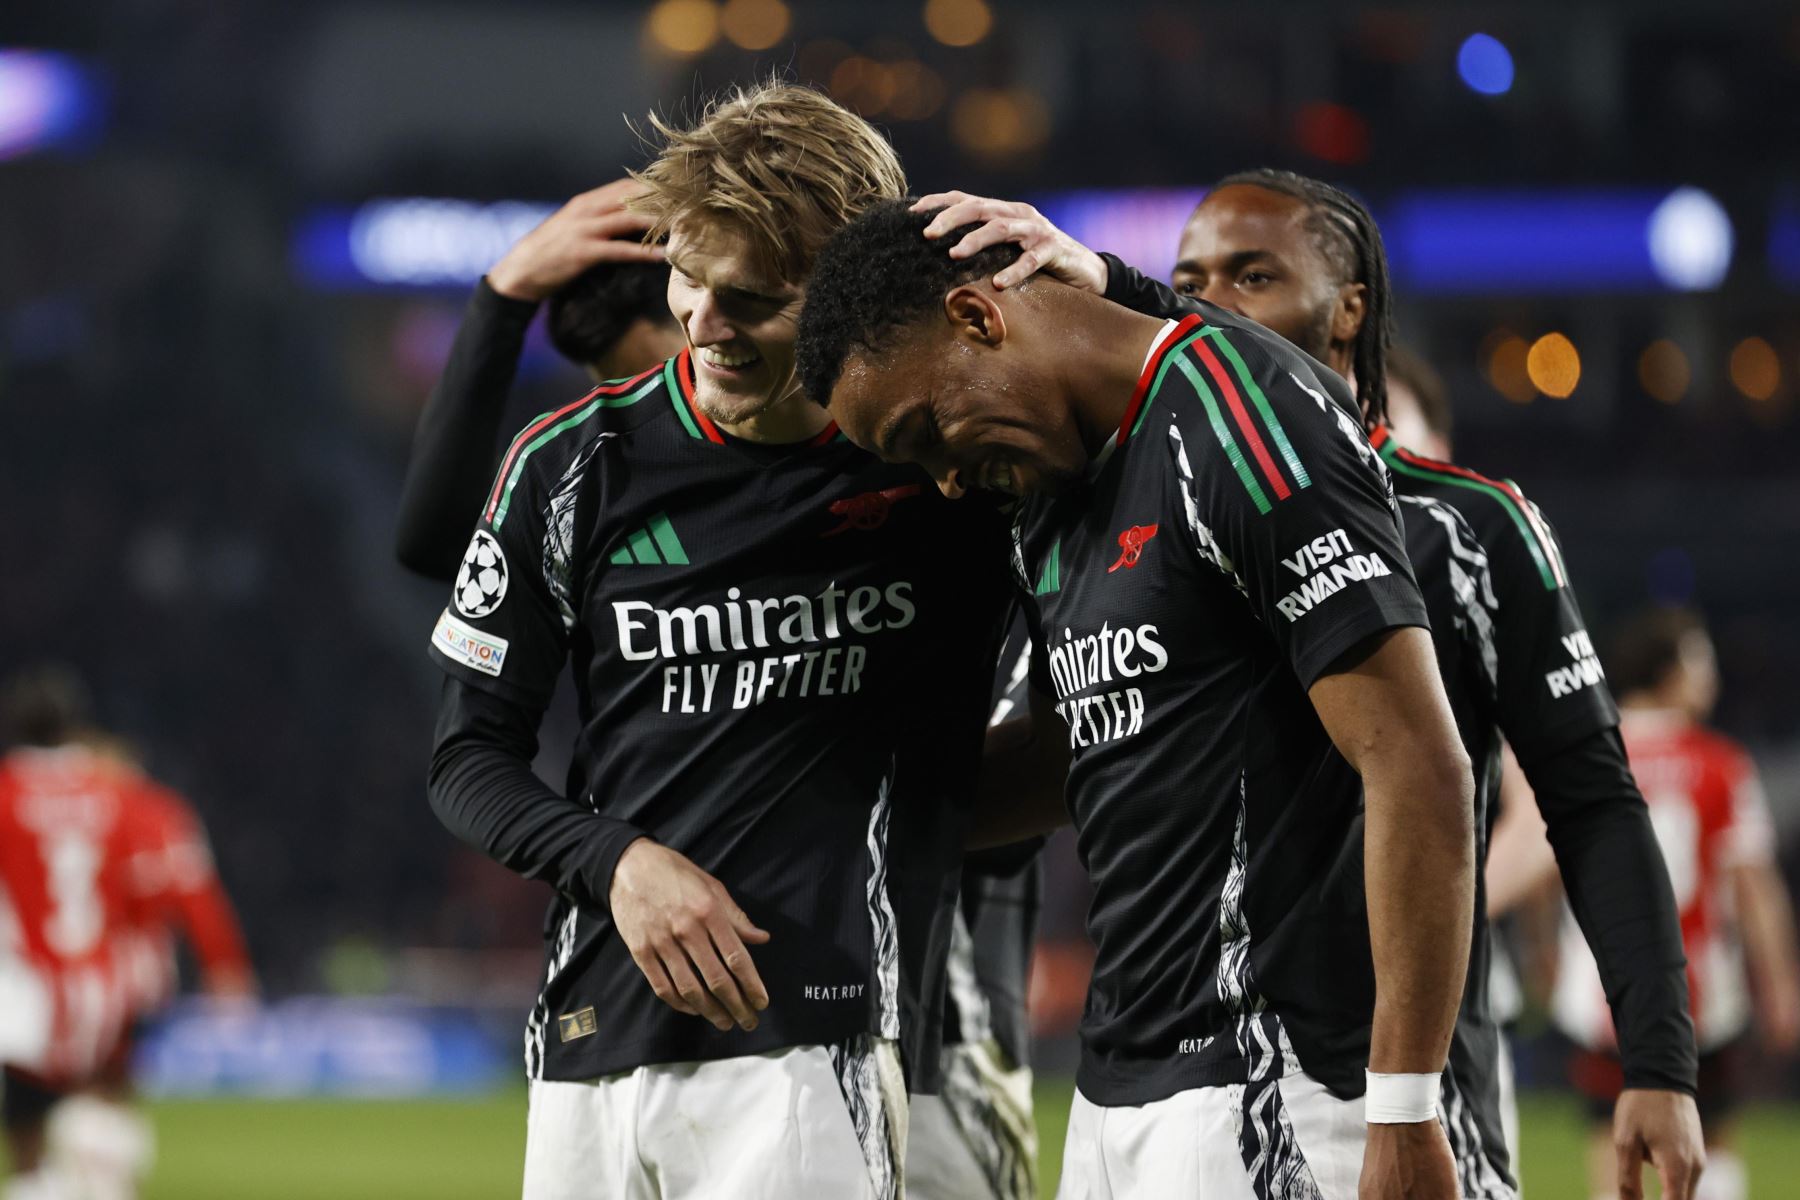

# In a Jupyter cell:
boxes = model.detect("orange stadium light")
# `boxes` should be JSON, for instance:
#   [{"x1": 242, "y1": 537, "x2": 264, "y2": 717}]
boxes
[
  {"x1": 1527, "y1": 332, "x2": 1581, "y2": 399},
  {"x1": 645, "y1": 0, "x2": 720, "y2": 56},
  {"x1": 951, "y1": 87, "x2": 1050, "y2": 159},
  {"x1": 720, "y1": 0, "x2": 789, "y2": 51},
  {"x1": 1729, "y1": 336, "x2": 1780, "y2": 401},
  {"x1": 924, "y1": 0, "x2": 993, "y2": 47},
  {"x1": 1482, "y1": 331, "x2": 1535, "y2": 404},
  {"x1": 1638, "y1": 339, "x2": 1691, "y2": 404}
]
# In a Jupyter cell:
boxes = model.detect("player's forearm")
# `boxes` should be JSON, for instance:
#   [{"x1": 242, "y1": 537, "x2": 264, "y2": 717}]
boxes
[
  {"x1": 965, "y1": 716, "x2": 1070, "y2": 850},
  {"x1": 1524, "y1": 727, "x2": 1697, "y2": 1092},
  {"x1": 1736, "y1": 863, "x2": 1800, "y2": 1007},
  {"x1": 1482, "y1": 749, "x2": 1558, "y2": 916},
  {"x1": 395, "y1": 280, "x2": 539, "y2": 581},
  {"x1": 429, "y1": 680, "x2": 649, "y2": 910},
  {"x1": 1363, "y1": 744, "x2": 1475, "y2": 1073}
]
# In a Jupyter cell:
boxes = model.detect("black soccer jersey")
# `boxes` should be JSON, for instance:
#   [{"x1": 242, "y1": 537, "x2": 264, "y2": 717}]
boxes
[
  {"x1": 1373, "y1": 430, "x2": 1617, "y2": 761},
  {"x1": 1014, "y1": 311, "x2": 1429, "y2": 1106},
  {"x1": 1096, "y1": 257, "x2": 1693, "y2": 1149},
  {"x1": 429, "y1": 349, "x2": 1011, "y2": 1082},
  {"x1": 1377, "y1": 432, "x2": 1689, "y2": 1196}
]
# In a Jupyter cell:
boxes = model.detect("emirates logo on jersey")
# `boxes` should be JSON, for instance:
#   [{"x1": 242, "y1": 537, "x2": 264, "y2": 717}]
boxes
[
  {"x1": 821, "y1": 484, "x2": 922, "y2": 537},
  {"x1": 1107, "y1": 524, "x2": 1160, "y2": 573}
]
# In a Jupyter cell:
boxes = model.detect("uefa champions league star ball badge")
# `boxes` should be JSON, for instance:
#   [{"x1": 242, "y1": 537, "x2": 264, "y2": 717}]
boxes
[{"x1": 454, "y1": 531, "x2": 509, "y2": 618}]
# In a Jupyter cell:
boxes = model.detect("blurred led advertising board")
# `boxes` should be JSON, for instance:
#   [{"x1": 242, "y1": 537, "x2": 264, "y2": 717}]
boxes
[
  {"x1": 134, "y1": 998, "x2": 512, "y2": 1097},
  {"x1": 295, "y1": 186, "x2": 1741, "y2": 296}
]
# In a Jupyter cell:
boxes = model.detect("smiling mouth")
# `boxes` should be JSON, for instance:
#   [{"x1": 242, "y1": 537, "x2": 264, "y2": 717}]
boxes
[{"x1": 699, "y1": 345, "x2": 761, "y2": 372}]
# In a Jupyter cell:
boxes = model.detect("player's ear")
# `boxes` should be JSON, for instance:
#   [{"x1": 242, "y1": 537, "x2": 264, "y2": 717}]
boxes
[
  {"x1": 1332, "y1": 281, "x2": 1367, "y2": 344},
  {"x1": 944, "y1": 284, "x2": 1007, "y2": 349}
]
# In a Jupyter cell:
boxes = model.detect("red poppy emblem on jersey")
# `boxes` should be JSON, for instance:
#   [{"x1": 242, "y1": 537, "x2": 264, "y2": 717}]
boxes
[
  {"x1": 1108, "y1": 524, "x2": 1160, "y2": 572},
  {"x1": 821, "y1": 484, "x2": 923, "y2": 536}
]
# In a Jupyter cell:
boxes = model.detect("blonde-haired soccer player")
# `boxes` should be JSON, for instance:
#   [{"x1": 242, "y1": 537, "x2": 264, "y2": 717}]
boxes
[{"x1": 423, "y1": 82, "x2": 1014, "y2": 1199}]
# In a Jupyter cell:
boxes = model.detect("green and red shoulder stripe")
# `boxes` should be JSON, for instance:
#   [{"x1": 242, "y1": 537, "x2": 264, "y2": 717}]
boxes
[
  {"x1": 1111, "y1": 315, "x2": 1311, "y2": 515},
  {"x1": 483, "y1": 364, "x2": 664, "y2": 529},
  {"x1": 1370, "y1": 426, "x2": 1568, "y2": 591}
]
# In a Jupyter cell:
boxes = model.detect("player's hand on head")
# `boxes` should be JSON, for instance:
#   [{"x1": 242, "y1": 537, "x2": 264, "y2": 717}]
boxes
[
  {"x1": 910, "y1": 191, "x2": 1107, "y2": 294},
  {"x1": 608, "y1": 838, "x2": 771, "y2": 1033},
  {"x1": 1358, "y1": 1120, "x2": 1460, "y2": 1199},
  {"x1": 486, "y1": 178, "x2": 666, "y2": 303},
  {"x1": 1613, "y1": 1089, "x2": 1704, "y2": 1200}
]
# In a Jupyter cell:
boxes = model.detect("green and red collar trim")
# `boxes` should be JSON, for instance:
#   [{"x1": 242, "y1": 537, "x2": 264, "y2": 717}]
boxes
[{"x1": 667, "y1": 348, "x2": 841, "y2": 447}]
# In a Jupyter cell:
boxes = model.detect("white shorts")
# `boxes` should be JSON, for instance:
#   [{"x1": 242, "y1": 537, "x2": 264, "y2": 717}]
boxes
[
  {"x1": 1057, "y1": 1071, "x2": 1365, "y2": 1199},
  {"x1": 521, "y1": 1035, "x2": 906, "y2": 1200},
  {"x1": 907, "y1": 1039, "x2": 1037, "y2": 1200}
]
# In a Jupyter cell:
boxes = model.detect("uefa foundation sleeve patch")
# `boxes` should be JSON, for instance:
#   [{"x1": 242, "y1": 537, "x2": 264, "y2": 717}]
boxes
[{"x1": 432, "y1": 609, "x2": 510, "y2": 677}]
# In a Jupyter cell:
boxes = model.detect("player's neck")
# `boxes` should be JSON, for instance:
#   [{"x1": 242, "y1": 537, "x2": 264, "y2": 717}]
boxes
[
  {"x1": 713, "y1": 388, "x2": 833, "y2": 444},
  {"x1": 1058, "y1": 293, "x2": 1180, "y2": 455}
]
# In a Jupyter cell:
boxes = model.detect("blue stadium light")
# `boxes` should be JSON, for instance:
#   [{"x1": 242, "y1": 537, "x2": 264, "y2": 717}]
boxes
[
  {"x1": 1770, "y1": 191, "x2": 1800, "y2": 290},
  {"x1": 1027, "y1": 189, "x2": 1208, "y2": 285},
  {"x1": 1456, "y1": 33, "x2": 1514, "y2": 97},
  {"x1": 0, "y1": 49, "x2": 104, "y2": 160},
  {"x1": 296, "y1": 187, "x2": 1738, "y2": 297},
  {"x1": 293, "y1": 197, "x2": 555, "y2": 289},
  {"x1": 1645, "y1": 188, "x2": 1733, "y2": 291},
  {"x1": 1384, "y1": 188, "x2": 1734, "y2": 294}
]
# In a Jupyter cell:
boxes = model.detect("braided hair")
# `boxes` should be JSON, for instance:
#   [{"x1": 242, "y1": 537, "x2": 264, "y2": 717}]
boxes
[{"x1": 1213, "y1": 168, "x2": 1394, "y2": 429}]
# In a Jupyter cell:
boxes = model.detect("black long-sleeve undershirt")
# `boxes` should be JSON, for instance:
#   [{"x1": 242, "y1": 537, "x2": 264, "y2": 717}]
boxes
[
  {"x1": 1520, "y1": 726, "x2": 1696, "y2": 1092},
  {"x1": 428, "y1": 676, "x2": 648, "y2": 912},
  {"x1": 395, "y1": 280, "x2": 539, "y2": 582}
]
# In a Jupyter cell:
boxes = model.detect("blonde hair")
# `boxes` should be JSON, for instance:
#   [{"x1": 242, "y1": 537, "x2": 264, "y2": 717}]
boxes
[{"x1": 632, "y1": 81, "x2": 907, "y2": 284}]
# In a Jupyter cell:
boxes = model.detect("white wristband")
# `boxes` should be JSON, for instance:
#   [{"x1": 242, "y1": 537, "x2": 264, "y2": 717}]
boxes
[{"x1": 1364, "y1": 1070, "x2": 1440, "y2": 1124}]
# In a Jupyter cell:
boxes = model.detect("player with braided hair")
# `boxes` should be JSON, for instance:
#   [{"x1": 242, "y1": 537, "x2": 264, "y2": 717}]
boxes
[
  {"x1": 902, "y1": 180, "x2": 1707, "y2": 1199},
  {"x1": 1199, "y1": 169, "x2": 1396, "y2": 431}
]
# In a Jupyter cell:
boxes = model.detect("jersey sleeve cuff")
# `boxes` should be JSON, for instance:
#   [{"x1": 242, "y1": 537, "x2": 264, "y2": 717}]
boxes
[
  {"x1": 1100, "y1": 252, "x2": 1142, "y2": 306},
  {"x1": 578, "y1": 825, "x2": 655, "y2": 914},
  {"x1": 1619, "y1": 1066, "x2": 1700, "y2": 1096},
  {"x1": 1290, "y1": 596, "x2": 1431, "y2": 691},
  {"x1": 474, "y1": 276, "x2": 545, "y2": 327}
]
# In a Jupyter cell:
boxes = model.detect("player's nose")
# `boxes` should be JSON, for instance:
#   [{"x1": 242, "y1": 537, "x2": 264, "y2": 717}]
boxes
[
  {"x1": 685, "y1": 291, "x2": 734, "y2": 347},
  {"x1": 935, "y1": 467, "x2": 966, "y2": 500}
]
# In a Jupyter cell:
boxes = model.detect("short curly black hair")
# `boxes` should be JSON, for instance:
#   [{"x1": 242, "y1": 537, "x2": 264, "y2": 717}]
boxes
[
  {"x1": 546, "y1": 260, "x2": 671, "y2": 369},
  {"x1": 796, "y1": 199, "x2": 1023, "y2": 408}
]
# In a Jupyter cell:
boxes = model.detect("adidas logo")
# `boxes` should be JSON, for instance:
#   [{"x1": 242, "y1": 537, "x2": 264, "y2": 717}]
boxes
[
  {"x1": 1034, "y1": 541, "x2": 1062, "y2": 596},
  {"x1": 608, "y1": 512, "x2": 689, "y2": 565}
]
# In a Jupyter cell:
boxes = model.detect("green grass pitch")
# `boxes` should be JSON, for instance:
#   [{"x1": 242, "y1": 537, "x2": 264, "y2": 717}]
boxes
[{"x1": 6, "y1": 1083, "x2": 1797, "y2": 1197}]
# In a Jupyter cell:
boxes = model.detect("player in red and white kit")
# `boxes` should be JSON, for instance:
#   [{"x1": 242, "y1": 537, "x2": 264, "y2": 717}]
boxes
[
  {"x1": 111, "y1": 771, "x2": 255, "y2": 1022},
  {"x1": 1, "y1": 667, "x2": 252, "y2": 1200},
  {"x1": 1553, "y1": 609, "x2": 1800, "y2": 1200}
]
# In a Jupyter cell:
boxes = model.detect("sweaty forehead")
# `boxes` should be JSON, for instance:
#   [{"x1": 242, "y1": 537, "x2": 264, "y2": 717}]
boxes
[
  {"x1": 1179, "y1": 186, "x2": 1313, "y2": 264},
  {"x1": 830, "y1": 351, "x2": 918, "y2": 447},
  {"x1": 667, "y1": 215, "x2": 795, "y2": 294}
]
